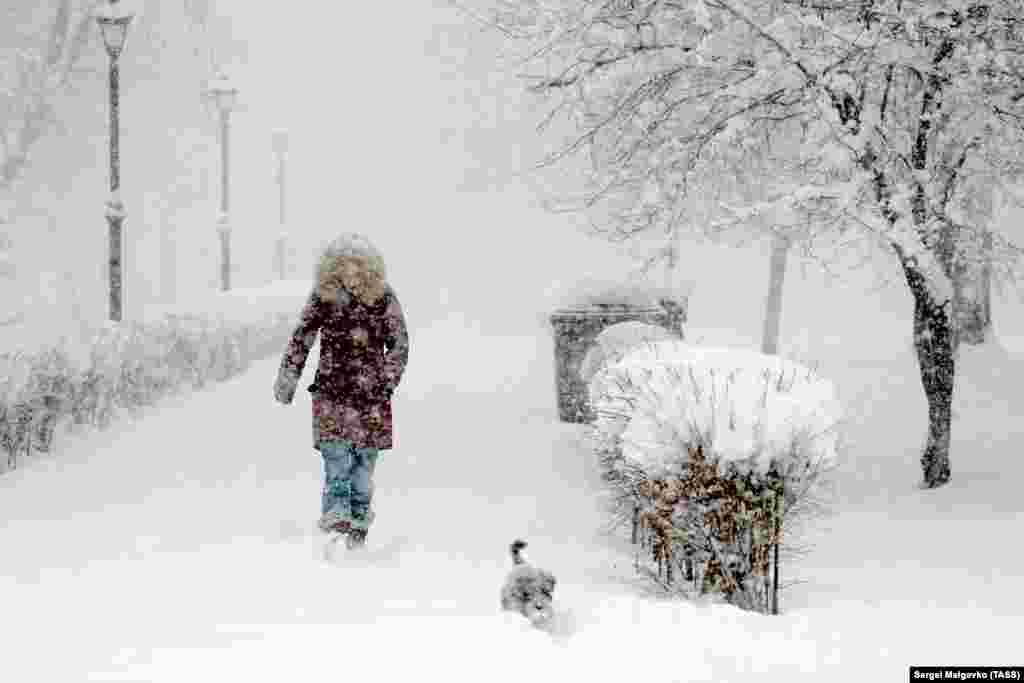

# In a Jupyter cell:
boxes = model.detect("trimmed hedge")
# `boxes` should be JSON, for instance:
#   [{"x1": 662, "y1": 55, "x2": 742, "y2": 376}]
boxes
[
  {"x1": 1, "y1": 309, "x2": 298, "y2": 472},
  {"x1": 587, "y1": 340, "x2": 842, "y2": 614}
]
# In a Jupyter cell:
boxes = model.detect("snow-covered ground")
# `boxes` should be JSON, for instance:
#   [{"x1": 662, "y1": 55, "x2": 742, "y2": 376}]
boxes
[{"x1": 2, "y1": 294, "x2": 1021, "y2": 681}]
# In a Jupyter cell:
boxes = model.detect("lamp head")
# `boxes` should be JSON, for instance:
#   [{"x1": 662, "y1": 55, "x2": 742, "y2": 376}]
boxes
[
  {"x1": 207, "y1": 70, "x2": 239, "y2": 113},
  {"x1": 94, "y1": 0, "x2": 134, "y2": 59}
]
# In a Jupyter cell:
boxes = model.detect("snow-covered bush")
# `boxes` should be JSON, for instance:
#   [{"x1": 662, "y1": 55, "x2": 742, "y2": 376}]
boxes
[
  {"x1": 588, "y1": 340, "x2": 843, "y2": 612},
  {"x1": 24, "y1": 345, "x2": 75, "y2": 405},
  {"x1": 1, "y1": 306, "x2": 298, "y2": 473},
  {"x1": 592, "y1": 341, "x2": 841, "y2": 479},
  {"x1": 579, "y1": 321, "x2": 680, "y2": 387},
  {"x1": 71, "y1": 312, "x2": 293, "y2": 422},
  {"x1": 0, "y1": 345, "x2": 75, "y2": 468}
]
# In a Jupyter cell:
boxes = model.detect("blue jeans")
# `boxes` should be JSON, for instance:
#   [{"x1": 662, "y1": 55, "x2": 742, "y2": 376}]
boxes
[{"x1": 319, "y1": 440, "x2": 379, "y2": 530}]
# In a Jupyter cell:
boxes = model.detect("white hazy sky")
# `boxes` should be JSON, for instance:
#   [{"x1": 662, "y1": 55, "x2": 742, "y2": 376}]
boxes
[{"x1": 185, "y1": 0, "x2": 1023, "y2": 351}]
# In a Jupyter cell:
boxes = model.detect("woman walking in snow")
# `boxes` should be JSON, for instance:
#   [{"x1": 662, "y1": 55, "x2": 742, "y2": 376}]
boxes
[{"x1": 274, "y1": 233, "x2": 409, "y2": 549}]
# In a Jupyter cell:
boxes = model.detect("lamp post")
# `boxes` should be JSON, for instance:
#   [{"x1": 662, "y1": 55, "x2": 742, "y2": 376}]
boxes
[
  {"x1": 207, "y1": 70, "x2": 238, "y2": 292},
  {"x1": 94, "y1": 0, "x2": 134, "y2": 322},
  {"x1": 272, "y1": 128, "x2": 288, "y2": 280}
]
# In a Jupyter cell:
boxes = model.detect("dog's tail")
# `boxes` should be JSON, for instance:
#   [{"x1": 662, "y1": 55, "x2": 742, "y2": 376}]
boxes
[{"x1": 510, "y1": 539, "x2": 527, "y2": 565}]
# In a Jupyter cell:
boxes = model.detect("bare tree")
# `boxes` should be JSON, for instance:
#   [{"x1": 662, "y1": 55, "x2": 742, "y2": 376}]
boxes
[
  {"x1": 485, "y1": 0, "x2": 1024, "y2": 489},
  {"x1": 0, "y1": 1, "x2": 93, "y2": 200},
  {"x1": 0, "y1": 0, "x2": 96, "y2": 336}
]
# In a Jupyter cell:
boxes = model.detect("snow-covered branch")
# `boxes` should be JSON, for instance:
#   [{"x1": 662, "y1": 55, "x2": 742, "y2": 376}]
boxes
[{"x1": 490, "y1": 0, "x2": 1024, "y2": 291}]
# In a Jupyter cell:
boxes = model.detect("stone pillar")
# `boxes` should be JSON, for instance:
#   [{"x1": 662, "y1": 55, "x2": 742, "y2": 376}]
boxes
[{"x1": 550, "y1": 301, "x2": 686, "y2": 423}]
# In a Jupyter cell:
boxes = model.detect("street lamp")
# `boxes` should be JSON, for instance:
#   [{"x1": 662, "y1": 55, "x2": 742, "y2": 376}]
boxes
[
  {"x1": 207, "y1": 70, "x2": 238, "y2": 292},
  {"x1": 94, "y1": 0, "x2": 134, "y2": 322},
  {"x1": 271, "y1": 128, "x2": 289, "y2": 280}
]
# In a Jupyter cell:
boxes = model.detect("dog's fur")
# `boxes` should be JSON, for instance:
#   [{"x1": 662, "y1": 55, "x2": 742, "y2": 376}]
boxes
[{"x1": 500, "y1": 539, "x2": 557, "y2": 626}]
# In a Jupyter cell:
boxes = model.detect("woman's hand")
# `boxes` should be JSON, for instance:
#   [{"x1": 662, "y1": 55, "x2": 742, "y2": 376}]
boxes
[{"x1": 274, "y1": 372, "x2": 297, "y2": 405}]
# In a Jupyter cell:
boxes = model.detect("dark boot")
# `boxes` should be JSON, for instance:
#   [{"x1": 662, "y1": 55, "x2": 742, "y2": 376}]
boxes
[
  {"x1": 318, "y1": 512, "x2": 352, "y2": 535},
  {"x1": 345, "y1": 528, "x2": 367, "y2": 549}
]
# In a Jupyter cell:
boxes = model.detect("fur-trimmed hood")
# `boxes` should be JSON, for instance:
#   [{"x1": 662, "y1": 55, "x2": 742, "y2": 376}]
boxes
[{"x1": 315, "y1": 232, "x2": 388, "y2": 305}]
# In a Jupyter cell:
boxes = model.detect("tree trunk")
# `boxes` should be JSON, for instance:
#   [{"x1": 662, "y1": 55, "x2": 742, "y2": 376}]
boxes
[
  {"x1": 761, "y1": 233, "x2": 789, "y2": 355},
  {"x1": 897, "y1": 252, "x2": 955, "y2": 489}
]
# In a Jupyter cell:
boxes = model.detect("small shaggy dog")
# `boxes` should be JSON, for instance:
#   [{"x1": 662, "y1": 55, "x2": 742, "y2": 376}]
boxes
[{"x1": 500, "y1": 539, "x2": 557, "y2": 627}]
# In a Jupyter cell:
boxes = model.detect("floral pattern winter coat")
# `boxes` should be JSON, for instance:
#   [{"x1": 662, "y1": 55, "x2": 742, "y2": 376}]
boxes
[{"x1": 274, "y1": 285, "x2": 409, "y2": 450}]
